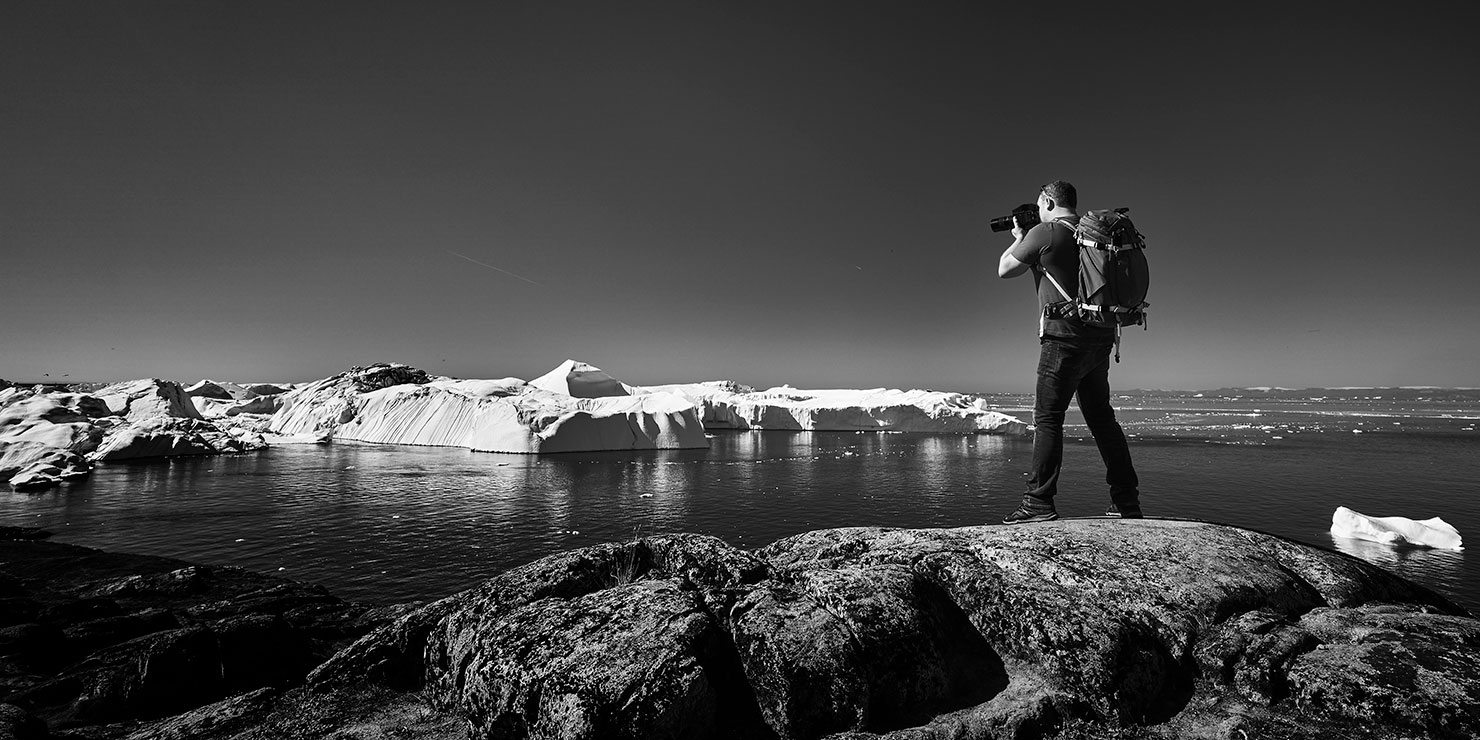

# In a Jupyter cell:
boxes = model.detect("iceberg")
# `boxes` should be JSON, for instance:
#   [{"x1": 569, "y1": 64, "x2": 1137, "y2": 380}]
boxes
[
  {"x1": 636, "y1": 382, "x2": 1028, "y2": 434},
  {"x1": 268, "y1": 363, "x2": 708, "y2": 454},
  {"x1": 94, "y1": 378, "x2": 203, "y2": 420},
  {"x1": 528, "y1": 359, "x2": 631, "y2": 398},
  {"x1": 1330, "y1": 506, "x2": 1463, "y2": 550},
  {"x1": 5, "y1": 360, "x2": 1031, "y2": 466}
]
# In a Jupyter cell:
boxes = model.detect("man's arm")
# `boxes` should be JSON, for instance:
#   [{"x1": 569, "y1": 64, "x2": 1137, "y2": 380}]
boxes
[
  {"x1": 998, "y1": 225, "x2": 1034, "y2": 278},
  {"x1": 998, "y1": 247, "x2": 1031, "y2": 278}
]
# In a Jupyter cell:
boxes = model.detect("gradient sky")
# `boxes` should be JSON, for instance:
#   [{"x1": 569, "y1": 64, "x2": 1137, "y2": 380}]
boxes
[{"x1": 5, "y1": 2, "x2": 1479, "y2": 392}]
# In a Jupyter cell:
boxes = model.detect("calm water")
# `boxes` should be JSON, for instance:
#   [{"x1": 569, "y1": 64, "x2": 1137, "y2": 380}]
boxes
[{"x1": 4, "y1": 391, "x2": 1478, "y2": 614}]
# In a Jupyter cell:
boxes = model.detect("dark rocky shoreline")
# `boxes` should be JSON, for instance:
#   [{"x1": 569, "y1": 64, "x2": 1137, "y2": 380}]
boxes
[{"x1": 2, "y1": 521, "x2": 1477, "y2": 739}]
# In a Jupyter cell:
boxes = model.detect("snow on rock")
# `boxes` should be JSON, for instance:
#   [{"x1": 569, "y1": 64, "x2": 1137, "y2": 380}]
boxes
[
  {"x1": 94, "y1": 379, "x2": 203, "y2": 420},
  {"x1": 1331, "y1": 506, "x2": 1463, "y2": 550},
  {"x1": 269, "y1": 363, "x2": 704, "y2": 454},
  {"x1": 528, "y1": 360, "x2": 631, "y2": 398},
  {"x1": 636, "y1": 382, "x2": 1028, "y2": 434}
]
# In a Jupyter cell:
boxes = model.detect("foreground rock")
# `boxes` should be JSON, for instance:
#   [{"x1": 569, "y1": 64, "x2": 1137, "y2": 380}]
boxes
[
  {"x1": 0, "y1": 529, "x2": 400, "y2": 737},
  {"x1": 16, "y1": 520, "x2": 1463, "y2": 740}
]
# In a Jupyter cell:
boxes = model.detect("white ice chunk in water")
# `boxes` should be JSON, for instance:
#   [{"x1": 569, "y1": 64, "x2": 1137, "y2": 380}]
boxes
[{"x1": 1330, "y1": 506, "x2": 1463, "y2": 550}]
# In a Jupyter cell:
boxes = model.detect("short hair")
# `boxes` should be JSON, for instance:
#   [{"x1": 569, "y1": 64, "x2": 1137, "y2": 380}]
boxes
[{"x1": 1039, "y1": 180, "x2": 1077, "y2": 209}]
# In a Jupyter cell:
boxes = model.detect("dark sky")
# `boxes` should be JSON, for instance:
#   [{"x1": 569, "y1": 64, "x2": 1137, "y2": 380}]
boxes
[{"x1": 5, "y1": 2, "x2": 1479, "y2": 391}]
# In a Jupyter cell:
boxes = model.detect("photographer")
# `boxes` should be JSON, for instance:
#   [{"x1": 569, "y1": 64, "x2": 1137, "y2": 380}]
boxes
[{"x1": 996, "y1": 180, "x2": 1142, "y2": 523}]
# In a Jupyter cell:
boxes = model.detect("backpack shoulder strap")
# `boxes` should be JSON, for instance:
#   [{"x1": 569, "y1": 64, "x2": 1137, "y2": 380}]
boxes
[
  {"x1": 1040, "y1": 219, "x2": 1077, "y2": 301},
  {"x1": 1042, "y1": 269, "x2": 1073, "y2": 302}
]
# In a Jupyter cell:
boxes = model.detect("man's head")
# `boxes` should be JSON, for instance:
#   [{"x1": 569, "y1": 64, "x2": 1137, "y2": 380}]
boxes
[{"x1": 1037, "y1": 180, "x2": 1078, "y2": 220}]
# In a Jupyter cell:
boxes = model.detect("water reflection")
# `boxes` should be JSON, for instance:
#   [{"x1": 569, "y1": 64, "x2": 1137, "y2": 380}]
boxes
[
  {"x1": 1329, "y1": 535, "x2": 1469, "y2": 611},
  {"x1": 5, "y1": 428, "x2": 1475, "y2": 614}
]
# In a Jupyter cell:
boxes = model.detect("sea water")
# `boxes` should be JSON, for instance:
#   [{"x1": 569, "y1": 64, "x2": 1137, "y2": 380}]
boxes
[{"x1": 4, "y1": 389, "x2": 1477, "y2": 613}]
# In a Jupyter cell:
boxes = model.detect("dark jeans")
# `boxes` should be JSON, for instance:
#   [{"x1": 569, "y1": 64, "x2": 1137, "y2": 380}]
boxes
[{"x1": 1024, "y1": 335, "x2": 1139, "y2": 509}]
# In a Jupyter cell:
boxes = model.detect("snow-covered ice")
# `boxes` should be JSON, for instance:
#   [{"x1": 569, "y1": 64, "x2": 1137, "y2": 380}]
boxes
[
  {"x1": 636, "y1": 382, "x2": 1027, "y2": 434},
  {"x1": 1330, "y1": 505, "x2": 1463, "y2": 550},
  {"x1": 269, "y1": 363, "x2": 707, "y2": 454}
]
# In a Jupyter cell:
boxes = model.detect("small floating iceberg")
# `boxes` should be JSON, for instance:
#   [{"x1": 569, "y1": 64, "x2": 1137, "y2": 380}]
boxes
[{"x1": 1330, "y1": 506, "x2": 1463, "y2": 550}]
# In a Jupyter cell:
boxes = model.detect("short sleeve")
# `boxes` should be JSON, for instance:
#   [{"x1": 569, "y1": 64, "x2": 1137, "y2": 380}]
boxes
[{"x1": 1008, "y1": 222, "x2": 1054, "y2": 266}]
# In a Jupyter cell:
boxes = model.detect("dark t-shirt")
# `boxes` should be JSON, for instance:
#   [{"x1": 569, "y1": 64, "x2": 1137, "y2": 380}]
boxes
[{"x1": 1009, "y1": 216, "x2": 1116, "y2": 339}]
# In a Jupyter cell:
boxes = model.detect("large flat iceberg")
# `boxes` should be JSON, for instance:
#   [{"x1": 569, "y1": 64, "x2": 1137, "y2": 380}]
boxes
[
  {"x1": 268, "y1": 363, "x2": 707, "y2": 454},
  {"x1": 266, "y1": 361, "x2": 1028, "y2": 455},
  {"x1": 636, "y1": 382, "x2": 1028, "y2": 434}
]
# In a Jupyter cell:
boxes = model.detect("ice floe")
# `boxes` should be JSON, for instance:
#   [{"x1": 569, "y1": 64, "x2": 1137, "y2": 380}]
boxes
[{"x1": 1330, "y1": 506, "x2": 1463, "y2": 550}]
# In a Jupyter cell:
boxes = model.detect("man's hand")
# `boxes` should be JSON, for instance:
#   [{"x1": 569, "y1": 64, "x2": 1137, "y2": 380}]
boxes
[{"x1": 1011, "y1": 224, "x2": 1025, "y2": 241}]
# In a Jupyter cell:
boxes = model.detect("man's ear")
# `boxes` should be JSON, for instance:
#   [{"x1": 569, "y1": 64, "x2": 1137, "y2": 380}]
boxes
[{"x1": 1041, "y1": 198, "x2": 1055, "y2": 211}]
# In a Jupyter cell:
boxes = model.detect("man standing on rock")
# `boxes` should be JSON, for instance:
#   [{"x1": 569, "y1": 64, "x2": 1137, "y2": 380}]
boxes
[{"x1": 995, "y1": 180, "x2": 1142, "y2": 523}]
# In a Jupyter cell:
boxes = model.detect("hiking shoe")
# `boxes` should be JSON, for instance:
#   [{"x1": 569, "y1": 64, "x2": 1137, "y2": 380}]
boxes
[
  {"x1": 1003, "y1": 505, "x2": 1058, "y2": 524},
  {"x1": 1106, "y1": 502, "x2": 1144, "y2": 519}
]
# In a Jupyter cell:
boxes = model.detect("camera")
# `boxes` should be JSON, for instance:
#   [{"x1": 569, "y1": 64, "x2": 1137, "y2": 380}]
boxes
[{"x1": 989, "y1": 203, "x2": 1040, "y2": 233}]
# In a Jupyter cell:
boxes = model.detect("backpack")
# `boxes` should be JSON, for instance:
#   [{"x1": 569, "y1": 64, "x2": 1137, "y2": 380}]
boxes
[{"x1": 1039, "y1": 208, "x2": 1150, "y2": 359}]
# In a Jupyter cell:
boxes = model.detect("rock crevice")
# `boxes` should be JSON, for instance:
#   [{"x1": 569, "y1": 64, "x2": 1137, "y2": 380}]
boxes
[{"x1": 4, "y1": 521, "x2": 1477, "y2": 740}]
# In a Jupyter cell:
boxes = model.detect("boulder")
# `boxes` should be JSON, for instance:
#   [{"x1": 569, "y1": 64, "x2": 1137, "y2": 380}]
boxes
[
  {"x1": 0, "y1": 703, "x2": 47, "y2": 740},
  {"x1": 0, "y1": 535, "x2": 385, "y2": 730},
  {"x1": 264, "y1": 521, "x2": 1473, "y2": 740},
  {"x1": 10, "y1": 521, "x2": 1479, "y2": 739}
]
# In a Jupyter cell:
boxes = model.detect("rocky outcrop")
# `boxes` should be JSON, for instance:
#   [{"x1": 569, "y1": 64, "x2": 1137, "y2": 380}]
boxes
[
  {"x1": 0, "y1": 530, "x2": 399, "y2": 734},
  {"x1": 78, "y1": 520, "x2": 1471, "y2": 740}
]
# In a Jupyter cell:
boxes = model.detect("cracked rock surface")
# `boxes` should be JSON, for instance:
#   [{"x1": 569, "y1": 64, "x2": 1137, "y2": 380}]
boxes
[{"x1": 4, "y1": 520, "x2": 1477, "y2": 739}]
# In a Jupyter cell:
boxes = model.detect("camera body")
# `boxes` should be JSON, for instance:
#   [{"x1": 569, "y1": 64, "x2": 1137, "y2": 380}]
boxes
[{"x1": 989, "y1": 203, "x2": 1041, "y2": 233}]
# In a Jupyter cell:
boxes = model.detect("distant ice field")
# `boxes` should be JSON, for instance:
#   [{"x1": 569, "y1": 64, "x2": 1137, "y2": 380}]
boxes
[{"x1": 4, "y1": 389, "x2": 1476, "y2": 614}]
